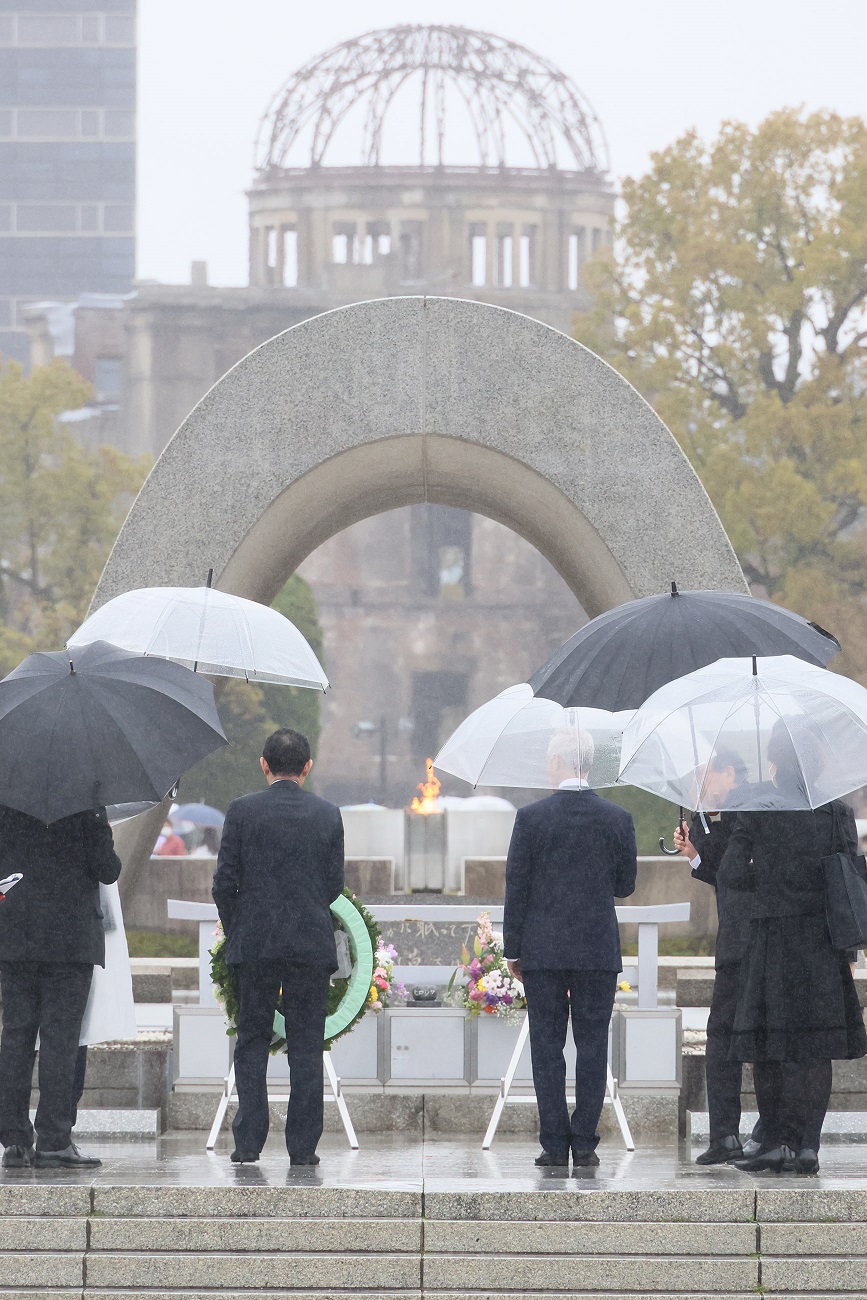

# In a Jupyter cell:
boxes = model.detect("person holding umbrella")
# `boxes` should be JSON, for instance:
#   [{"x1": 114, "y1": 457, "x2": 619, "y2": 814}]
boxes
[
  {"x1": 0, "y1": 805, "x2": 122, "y2": 1168},
  {"x1": 720, "y1": 724, "x2": 867, "y2": 1175},
  {"x1": 0, "y1": 639, "x2": 227, "y2": 1169},
  {"x1": 673, "y1": 751, "x2": 766, "y2": 1165}
]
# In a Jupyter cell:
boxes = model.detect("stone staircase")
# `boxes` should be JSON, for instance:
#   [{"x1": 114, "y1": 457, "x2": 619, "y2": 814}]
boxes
[{"x1": 2, "y1": 1182, "x2": 867, "y2": 1297}]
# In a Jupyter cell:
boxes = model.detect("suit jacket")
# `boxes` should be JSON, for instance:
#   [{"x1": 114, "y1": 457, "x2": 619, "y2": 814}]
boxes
[
  {"x1": 688, "y1": 810, "x2": 755, "y2": 968},
  {"x1": 212, "y1": 780, "x2": 345, "y2": 968},
  {"x1": 503, "y1": 789, "x2": 637, "y2": 972},
  {"x1": 719, "y1": 800, "x2": 856, "y2": 921},
  {"x1": 0, "y1": 806, "x2": 122, "y2": 966}
]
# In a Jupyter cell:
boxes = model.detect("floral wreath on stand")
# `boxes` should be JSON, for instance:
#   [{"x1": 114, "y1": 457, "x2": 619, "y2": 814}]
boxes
[
  {"x1": 448, "y1": 911, "x2": 526, "y2": 1023},
  {"x1": 210, "y1": 888, "x2": 407, "y2": 1051}
]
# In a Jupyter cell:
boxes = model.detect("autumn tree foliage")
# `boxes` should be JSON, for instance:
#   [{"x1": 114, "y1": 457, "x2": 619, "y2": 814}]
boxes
[{"x1": 577, "y1": 109, "x2": 867, "y2": 680}]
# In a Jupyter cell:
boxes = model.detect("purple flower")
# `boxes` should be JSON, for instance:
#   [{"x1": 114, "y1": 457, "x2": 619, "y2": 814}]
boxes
[{"x1": 501, "y1": 992, "x2": 513, "y2": 1005}]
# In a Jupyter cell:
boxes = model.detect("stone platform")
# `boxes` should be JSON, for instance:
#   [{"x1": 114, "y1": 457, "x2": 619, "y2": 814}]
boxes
[{"x1": 3, "y1": 1131, "x2": 867, "y2": 1296}]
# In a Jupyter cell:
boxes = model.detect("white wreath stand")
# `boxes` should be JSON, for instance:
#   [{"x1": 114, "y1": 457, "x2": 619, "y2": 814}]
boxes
[
  {"x1": 206, "y1": 1052, "x2": 359, "y2": 1151},
  {"x1": 481, "y1": 1014, "x2": 634, "y2": 1151}
]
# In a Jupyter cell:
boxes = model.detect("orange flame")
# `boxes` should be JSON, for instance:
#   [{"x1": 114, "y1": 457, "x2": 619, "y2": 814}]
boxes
[{"x1": 410, "y1": 758, "x2": 441, "y2": 814}]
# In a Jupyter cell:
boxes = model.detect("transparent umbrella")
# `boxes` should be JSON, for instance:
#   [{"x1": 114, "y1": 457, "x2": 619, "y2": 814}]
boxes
[
  {"x1": 434, "y1": 683, "x2": 633, "y2": 790},
  {"x1": 68, "y1": 585, "x2": 328, "y2": 690},
  {"x1": 618, "y1": 655, "x2": 867, "y2": 812}
]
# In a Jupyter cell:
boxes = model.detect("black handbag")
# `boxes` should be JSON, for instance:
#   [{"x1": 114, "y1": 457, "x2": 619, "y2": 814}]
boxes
[{"x1": 821, "y1": 802, "x2": 867, "y2": 950}]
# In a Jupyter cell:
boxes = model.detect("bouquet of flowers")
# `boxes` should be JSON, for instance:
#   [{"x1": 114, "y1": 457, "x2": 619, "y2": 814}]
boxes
[
  {"x1": 368, "y1": 942, "x2": 408, "y2": 1010},
  {"x1": 449, "y1": 911, "x2": 526, "y2": 1021}
]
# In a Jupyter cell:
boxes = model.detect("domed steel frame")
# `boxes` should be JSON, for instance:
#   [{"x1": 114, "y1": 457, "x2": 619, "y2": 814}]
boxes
[{"x1": 255, "y1": 24, "x2": 609, "y2": 175}]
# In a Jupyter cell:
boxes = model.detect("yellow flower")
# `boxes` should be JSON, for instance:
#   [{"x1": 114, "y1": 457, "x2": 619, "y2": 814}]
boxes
[
  {"x1": 618, "y1": 980, "x2": 631, "y2": 992},
  {"x1": 369, "y1": 985, "x2": 379, "y2": 1002}
]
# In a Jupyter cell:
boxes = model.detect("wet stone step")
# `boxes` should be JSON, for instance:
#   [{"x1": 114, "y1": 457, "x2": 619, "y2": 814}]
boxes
[
  {"x1": 423, "y1": 1219, "x2": 758, "y2": 1255},
  {"x1": 88, "y1": 1215, "x2": 421, "y2": 1252},
  {"x1": 84, "y1": 1250, "x2": 421, "y2": 1291},
  {"x1": 422, "y1": 1254, "x2": 760, "y2": 1294}
]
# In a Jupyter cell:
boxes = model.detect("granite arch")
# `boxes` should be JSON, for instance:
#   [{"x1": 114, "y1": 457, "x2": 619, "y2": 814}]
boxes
[{"x1": 96, "y1": 296, "x2": 745, "y2": 616}]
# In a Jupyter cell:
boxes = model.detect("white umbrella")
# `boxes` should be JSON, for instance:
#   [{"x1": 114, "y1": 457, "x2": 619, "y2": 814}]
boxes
[
  {"x1": 69, "y1": 586, "x2": 328, "y2": 690},
  {"x1": 434, "y1": 683, "x2": 633, "y2": 789},
  {"x1": 618, "y1": 654, "x2": 867, "y2": 812}
]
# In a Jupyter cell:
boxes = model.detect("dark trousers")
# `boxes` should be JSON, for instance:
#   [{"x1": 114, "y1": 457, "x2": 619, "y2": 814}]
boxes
[
  {"x1": 753, "y1": 1058, "x2": 832, "y2": 1152},
  {"x1": 0, "y1": 961, "x2": 93, "y2": 1151},
  {"x1": 522, "y1": 968, "x2": 617, "y2": 1157},
  {"x1": 707, "y1": 962, "x2": 765, "y2": 1144},
  {"x1": 232, "y1": 960, "x2": 331, "y2": 1158}
]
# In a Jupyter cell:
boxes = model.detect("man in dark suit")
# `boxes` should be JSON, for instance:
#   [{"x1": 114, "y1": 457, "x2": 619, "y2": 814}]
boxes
[
  {"x1": 674, "y1": 749, "x2": 763, "y2": 1165},
  {"x1": 212, "y1": 728, "x2": 344, "y2": 1166},
  {"x1": 0, "y1": 806, "x2": 122, "y2": 1168},
  {"x1": 504, "y1": 729, "x2": 637, "y2": 1169}
]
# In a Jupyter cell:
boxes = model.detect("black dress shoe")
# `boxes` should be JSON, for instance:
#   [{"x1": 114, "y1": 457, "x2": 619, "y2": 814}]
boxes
[
  {"x1": 733, "y1": 1144, "x2": 796, "y2": 1173},
  {"x1": 34, "y1": 1143, "x2": 101, "y2": 1168},
  {"x1": 795, "y1": 1148, "x2": 820, "y2": 1176},
  {"x1": 289, "y1": 1153, "x2": 320, "y2": 1166},
  {"x1": 1, "y1": 1144, "x2": 33, "y2": 1169},
  {"x1": 695, "y1": 1134, "x2": 743, "y2": 1165},
  {"x1": 230, "y1": 1149, "x2": 260, "y2": 1164},
  {"x1": 534, "y1": 1150, "x2": 569, "y2": 1167},
  {"x1": 571, "y1": 1150, "x2": 600, "y2": 1167}
]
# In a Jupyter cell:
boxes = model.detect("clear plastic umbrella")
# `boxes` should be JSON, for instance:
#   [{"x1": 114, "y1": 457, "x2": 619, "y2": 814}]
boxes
[
  {"x1": 68, "y1": 586, "x2": 328, "y2": 690},
  {"x1": 434, "y1": 683, "x2": 633, "y2": 790},
  {"x1": 619, "y1": 655, "x2": 867, "y2": 812}
]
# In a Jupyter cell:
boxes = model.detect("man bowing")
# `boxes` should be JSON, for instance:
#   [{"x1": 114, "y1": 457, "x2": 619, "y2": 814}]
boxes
[
  {"x1": 213, "y1": 729, "x2": 344, "y2": 1166},
  {"x1": 504, "y1": 730, "x2": 637, "y2": 1169}
]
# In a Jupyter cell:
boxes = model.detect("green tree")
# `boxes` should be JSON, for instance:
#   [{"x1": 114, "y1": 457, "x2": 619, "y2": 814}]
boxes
[
  {"x1": 179, "y1": 573, "x2": 325, "y2": 810},
  {"x1": 577, "y1": 108, "x2": 867, "y2": 681},
  {"x1": 0, "y1": 358, "x2": 149, "y2": 652}
]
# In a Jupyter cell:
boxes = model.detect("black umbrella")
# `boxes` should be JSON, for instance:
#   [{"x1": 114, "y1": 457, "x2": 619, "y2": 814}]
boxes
[
  {"x1": 529, "y1": 585, "x2": 840, "y2": 711},
  {"x1": 0, "y1": 640, "x2": 227, "y2": 824}
]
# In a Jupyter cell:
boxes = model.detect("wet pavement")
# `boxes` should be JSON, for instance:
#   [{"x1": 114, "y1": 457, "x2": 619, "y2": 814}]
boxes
[{"x1": 2, "y1": 1130, "x2": 865, "y2": 1193}]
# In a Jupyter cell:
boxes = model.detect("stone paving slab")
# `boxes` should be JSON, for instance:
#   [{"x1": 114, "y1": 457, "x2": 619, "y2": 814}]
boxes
[
  {"x1": 0, "y1": 1184, "x2": 91, "y2": 1215},
  {"x1": 424, "y1": 1188, "x2": 757, "y2": 1221},
  {"x1": 422, "y1": 1255, "x2": 760, "y2": 1292},
  {"x1": 423, "y1": 1219, "x2": 758, "y2": 1254},
  {"x1": 88, "y1": 1215, "x2": 421, "y2": 1252},
  {"x1": 423, "y1": 1294, "x2": 761, "y2": 1300},
  {"x1": 760, "y1": 1220, "x2": 867, "y2": 1253},
  {"x1": 756, "y1": 1188, "x2": 867, "y2": 1221},
  {"x1": 83, "y1": 1293, "x2": 423, "y2": 1299},
  {"x1": 92, "y1": 1184, "x2": 422, "y2": 1219},
  {"x1": 85, "y1": 1251, "x2": 421, "y2": 1290},
  {"x1": 761, "y1": 1257, "x2": 867, "y2": 1291},
  {"x1": 0, "y1": 1253, "x2": 83, "y2": 1287},
  {"x1": 0, "y1": 1215, "x2": 85, "y2": 1250}
]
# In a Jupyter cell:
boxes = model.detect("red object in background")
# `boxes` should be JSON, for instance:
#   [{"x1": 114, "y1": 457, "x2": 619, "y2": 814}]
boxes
[{"x1": 155, "y1": 832, "x2": 187, "y2": 856}]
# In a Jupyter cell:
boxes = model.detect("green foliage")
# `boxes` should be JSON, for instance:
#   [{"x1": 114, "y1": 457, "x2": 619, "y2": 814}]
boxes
[
  {"x1": 260, "y1": 573, "x2": 325, "y2": 761},
  {"x1": 576, "y1": 108, "x2": 867, "y2": 683},
  {"x1": 603, "y1": 785, "x2": 679, "y2": 857},
  {"x1": 178, "y1": 573, "x2": 325, "y2": 810},
  {"x1": 0, "y1": 358, "x2": 149, "y2": 653},
  {"x1": 125, "y1": 929, "x2": 198, "y2": 958}
]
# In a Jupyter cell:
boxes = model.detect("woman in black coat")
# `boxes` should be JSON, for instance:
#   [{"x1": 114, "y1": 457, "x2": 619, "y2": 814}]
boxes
[{"x1": 718, "y1": 729, "x2": 866, "y2": 1175}]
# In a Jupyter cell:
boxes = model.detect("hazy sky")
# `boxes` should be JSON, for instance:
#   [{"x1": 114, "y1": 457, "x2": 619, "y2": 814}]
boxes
[{"x1": 138, "y1": 0, "x2": 867, "y2": 286}]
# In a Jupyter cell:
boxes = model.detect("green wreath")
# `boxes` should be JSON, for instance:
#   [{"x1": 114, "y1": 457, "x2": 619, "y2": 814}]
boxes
[{"x1": 209, "y1": 889, "x2": 379, "y2": 1052}]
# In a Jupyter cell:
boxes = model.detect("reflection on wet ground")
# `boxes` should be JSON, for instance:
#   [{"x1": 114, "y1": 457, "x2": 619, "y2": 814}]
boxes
[{"x1": 2, "y1": 1130, "x2": 865, "y2": 1192}]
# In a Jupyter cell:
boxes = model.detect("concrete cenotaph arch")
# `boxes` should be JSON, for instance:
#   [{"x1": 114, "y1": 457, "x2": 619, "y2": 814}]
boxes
[
  {"x1": 96, "y1": 296, "x2": 744, "y2": 613},
  {"x1": 96, "y1": 296, "x2": 745, "y2": 887}
]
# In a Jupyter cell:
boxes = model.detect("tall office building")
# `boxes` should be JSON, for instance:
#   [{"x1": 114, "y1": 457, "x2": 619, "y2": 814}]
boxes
[{"x1": 0, "y1": 1, "x2": 135, "y2": 363}]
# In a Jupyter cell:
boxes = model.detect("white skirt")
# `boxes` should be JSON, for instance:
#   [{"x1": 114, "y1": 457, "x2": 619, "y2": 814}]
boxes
[{"x1": 79, "y1": 882, "x2": 137, "y2": 1045}]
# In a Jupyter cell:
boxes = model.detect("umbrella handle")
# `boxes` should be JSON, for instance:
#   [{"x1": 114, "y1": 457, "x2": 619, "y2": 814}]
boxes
[{"x1": 659, "y1": 808, "x2": 686, "y2": 856}]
